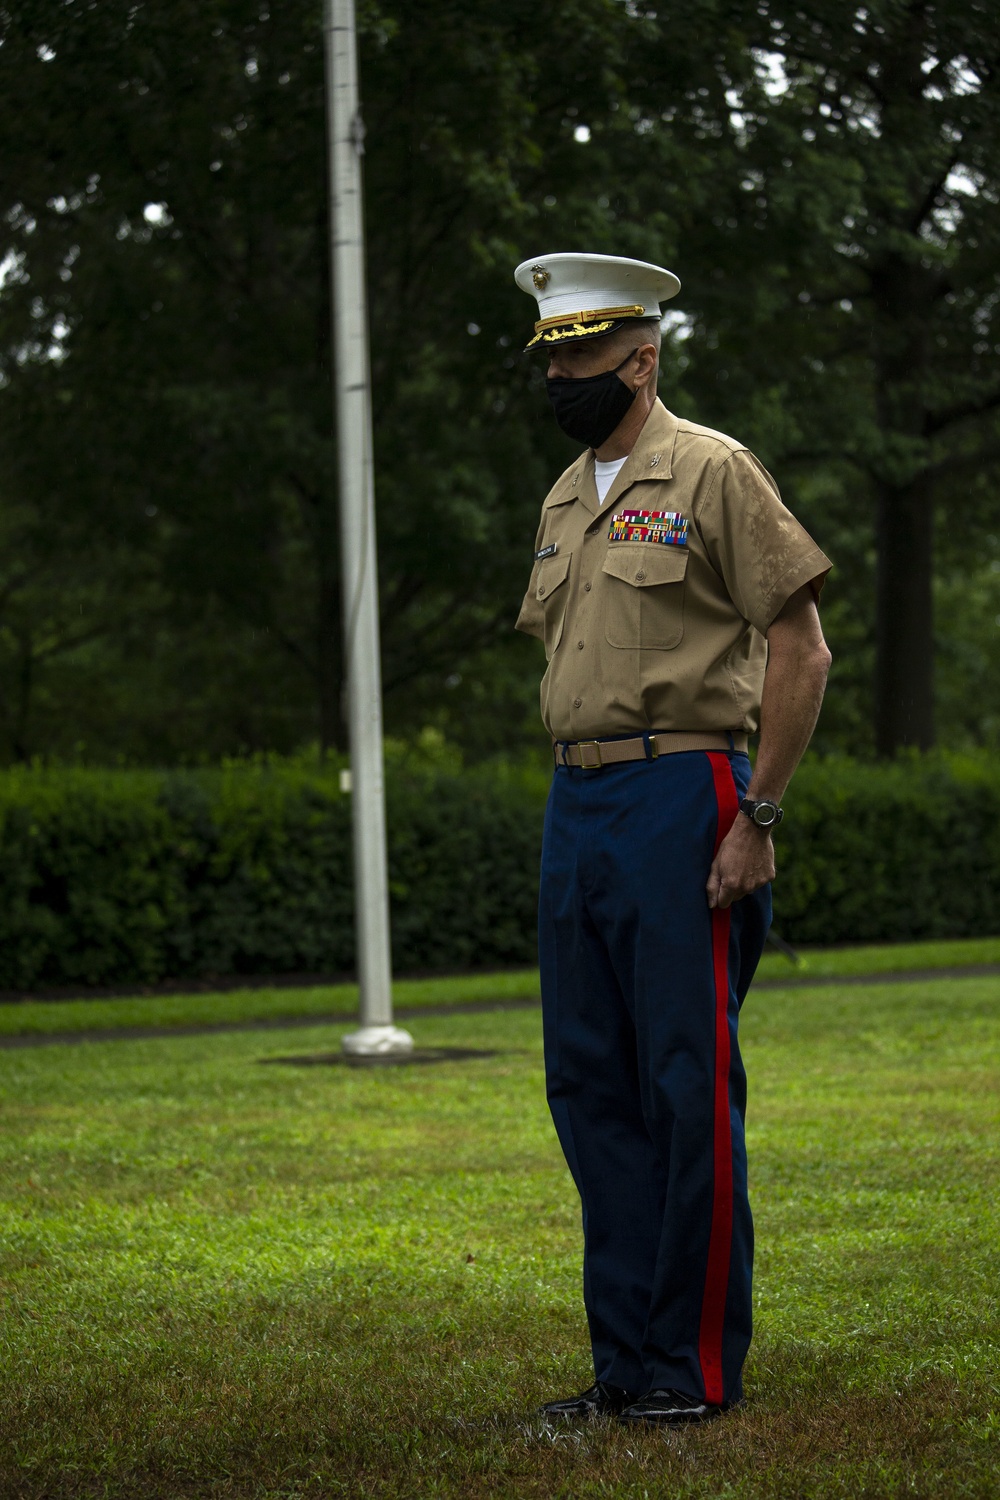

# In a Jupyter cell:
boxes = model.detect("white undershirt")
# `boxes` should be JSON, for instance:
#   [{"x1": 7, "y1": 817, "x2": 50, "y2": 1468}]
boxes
[{"x1": 594, "y1": 455, "x2": 627, "y2": 506}]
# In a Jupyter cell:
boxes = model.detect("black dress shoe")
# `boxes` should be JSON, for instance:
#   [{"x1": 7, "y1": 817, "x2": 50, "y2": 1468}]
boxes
[
  {"x1": 619, "y1": 1388, "x2": 727, "y2": 1424},
  {"x1": 539, "y1": 1381, "x2": 638, "y2": 1420}
]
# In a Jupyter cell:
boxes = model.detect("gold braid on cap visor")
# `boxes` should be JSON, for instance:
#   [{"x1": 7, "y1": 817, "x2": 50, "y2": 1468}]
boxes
[{"x1": 524, "y1": 303, "x2": 647, "y2": 350}]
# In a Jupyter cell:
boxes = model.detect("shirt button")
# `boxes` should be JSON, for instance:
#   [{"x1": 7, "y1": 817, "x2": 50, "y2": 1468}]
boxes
[
  {"x1": 577, "y1": 640, "x2": 585, "y2": 650},
  {"x1": 538, "y1": 585, "x2": 546, "y2": 596},
  {"x1": 635, "y1": 569, "x2": 646, "y2": 581},
  {"x1": 573, "y1": 697, "x2": 582, "y2": 708},
  {"x1": 584, "y1": 581, "x2": 592, "y2": 591}
]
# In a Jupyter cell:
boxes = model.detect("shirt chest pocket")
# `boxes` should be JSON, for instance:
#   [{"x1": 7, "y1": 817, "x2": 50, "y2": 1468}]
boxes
[
  {"x1": 535, "y1": 550, "x2": 572, "y2": 660},
  {"x1": 601, "y1": 543, "x2": 688, "y2": 650}
]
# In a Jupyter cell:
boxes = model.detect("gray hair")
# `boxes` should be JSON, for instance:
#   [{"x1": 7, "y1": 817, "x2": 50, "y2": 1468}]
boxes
[{"x1": 601, "y1": 317, "x2": 661, "y2": 361}]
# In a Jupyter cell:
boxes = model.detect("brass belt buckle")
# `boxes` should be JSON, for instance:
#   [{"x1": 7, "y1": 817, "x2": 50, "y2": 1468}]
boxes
[{"x1": 577, "y1": 740, "x2": 603, "y2": 769}]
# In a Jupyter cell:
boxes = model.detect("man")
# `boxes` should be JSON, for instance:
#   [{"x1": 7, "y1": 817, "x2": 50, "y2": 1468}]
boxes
[{"x1": 514, "y1": 253, "x2": 832, "y2": 1426}]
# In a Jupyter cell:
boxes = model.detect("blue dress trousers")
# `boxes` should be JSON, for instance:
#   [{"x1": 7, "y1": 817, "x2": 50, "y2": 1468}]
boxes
[{"x1": 538, "y1": 745, "x2": 771, "y2": 1405}]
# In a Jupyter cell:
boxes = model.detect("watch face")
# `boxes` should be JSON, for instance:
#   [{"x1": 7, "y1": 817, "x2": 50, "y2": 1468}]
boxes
[{"x1": 753, "y1": 802, "x2": 778, "y2": 827}]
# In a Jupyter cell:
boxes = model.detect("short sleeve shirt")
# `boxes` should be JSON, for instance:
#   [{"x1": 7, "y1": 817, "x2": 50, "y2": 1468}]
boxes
[{"x1": 515, "y1": 399, "x2": 832, "y2": 741}]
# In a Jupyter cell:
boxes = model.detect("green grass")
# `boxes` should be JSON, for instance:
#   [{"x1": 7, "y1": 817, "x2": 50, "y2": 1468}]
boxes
[
  {"x1": 1, "y1": 967, "x2": 998, "y2": 1497},
  {"x1": 0, "y1": 969, "x2": 540, "y2": 1039},
  {"x1": 757, "y1": 933, "x2": 1000, "y2": 979},
  {"x1": 1, "y1": 935, "x2": 998, "y2": 1041}
]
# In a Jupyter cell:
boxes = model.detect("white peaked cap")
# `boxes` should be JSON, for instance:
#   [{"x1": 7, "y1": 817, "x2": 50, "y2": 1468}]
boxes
[{"x1": 514, "y1": 251, "x2": 681, "y2": 350}]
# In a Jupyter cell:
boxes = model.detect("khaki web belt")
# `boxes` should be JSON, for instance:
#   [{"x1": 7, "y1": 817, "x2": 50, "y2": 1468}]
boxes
[{"x1": 553, "y1": 731, "x2": 749, "y2": 769}]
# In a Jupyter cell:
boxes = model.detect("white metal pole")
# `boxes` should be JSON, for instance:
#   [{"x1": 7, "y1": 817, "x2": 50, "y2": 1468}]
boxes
[{"x1": 323, "y1": 0, "x2": 413, "y2": 1059}]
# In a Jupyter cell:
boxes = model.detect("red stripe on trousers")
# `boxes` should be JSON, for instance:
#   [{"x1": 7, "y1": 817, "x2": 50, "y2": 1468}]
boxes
[{"x1": 698, "y1": 751, "x2": 740, "y2": 1406}]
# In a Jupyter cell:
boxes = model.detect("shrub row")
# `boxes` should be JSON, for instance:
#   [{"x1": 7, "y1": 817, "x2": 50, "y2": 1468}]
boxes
[
  {"x1": 0, "y1": 750, "x2": 996, "y2": 989},
  {"x1": 773, "y1": 751, "x2": 1000, "y2": 946},
  {"x1": 0, "y1": 754, "x2": 547, "y2": 989}
]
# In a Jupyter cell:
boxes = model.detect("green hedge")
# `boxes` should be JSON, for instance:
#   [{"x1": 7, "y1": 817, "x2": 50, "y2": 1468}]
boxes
[
  {"x1": 775, "y1": 752, "x2": 1000, "y2": 946},
  {"x1": 0, "y1": 754, "x2": 548, "y2": 989},
  {"x1": 0, "y1": 751, "x2": 996, "y2": 988}
]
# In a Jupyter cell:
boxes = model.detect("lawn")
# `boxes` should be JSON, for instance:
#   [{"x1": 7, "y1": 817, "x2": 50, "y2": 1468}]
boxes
[
  {"x1": 2, "y1": 933, "x2": 999, "y2": 1040},
  {"x1": 0, "y1": 961, "x2": 998, "y2": 1497}
]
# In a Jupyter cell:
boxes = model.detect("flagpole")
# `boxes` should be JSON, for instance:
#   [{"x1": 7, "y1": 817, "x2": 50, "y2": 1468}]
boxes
[{"x1": 323, "y1": 0, "x2": 413, "y2": 1060}]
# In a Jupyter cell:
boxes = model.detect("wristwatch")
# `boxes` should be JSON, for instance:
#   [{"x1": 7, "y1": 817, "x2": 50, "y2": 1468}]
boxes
[{"x1": 739, "y1": 797, "x2": 784, "y2": 829}]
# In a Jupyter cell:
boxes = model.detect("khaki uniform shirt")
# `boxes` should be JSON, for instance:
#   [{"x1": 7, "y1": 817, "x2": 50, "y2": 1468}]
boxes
[{"x1": 516, "y1": 399, "x2": 831, "y2": 741}]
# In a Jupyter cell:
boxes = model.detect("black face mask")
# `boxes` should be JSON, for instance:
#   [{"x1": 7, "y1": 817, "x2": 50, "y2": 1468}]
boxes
[{"x1": 545, "y1": 349, "x2": 638, "y2": 449}]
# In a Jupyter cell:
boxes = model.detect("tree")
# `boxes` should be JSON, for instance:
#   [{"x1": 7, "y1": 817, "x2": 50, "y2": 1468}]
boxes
[
  {"x1": 0, "y1": 0, "x2": 639, "y2": 759},
  {"x1": 1, "y1": 0, "x2": 998, "y2": 762},
  {"x1": 620, "y1": 0, "x2": 1000, "y2": 753}
]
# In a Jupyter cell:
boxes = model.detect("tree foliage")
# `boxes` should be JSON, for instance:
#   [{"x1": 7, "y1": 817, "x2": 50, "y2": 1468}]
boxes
[
  {"x1": 635, "y1": 0, "x2": 1000, "y2": 752},
  {"x1": 0, "y1": 0, "x2": 998, "y2": 762}
]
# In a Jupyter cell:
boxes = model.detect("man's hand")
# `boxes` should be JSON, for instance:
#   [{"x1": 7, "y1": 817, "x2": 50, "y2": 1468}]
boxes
[{"x1": 706, "y1": 814, "x2": 776, "y2": 909}]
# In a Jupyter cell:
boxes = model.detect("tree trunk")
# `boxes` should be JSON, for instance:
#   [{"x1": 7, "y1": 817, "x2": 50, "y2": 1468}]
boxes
[{"x1": 874, "y1": 478, "x2": 935, "y2": 755}]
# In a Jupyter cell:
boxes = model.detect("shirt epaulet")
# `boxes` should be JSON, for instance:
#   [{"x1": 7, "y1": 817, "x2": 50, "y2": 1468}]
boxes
[{"x1": 691, "y1": 441, "x2": 751, "y2": 526}]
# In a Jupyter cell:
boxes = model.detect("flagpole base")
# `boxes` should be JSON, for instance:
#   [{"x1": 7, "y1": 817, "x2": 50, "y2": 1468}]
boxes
[{"x1": 341, "y1": 1024, "x2": 415, "y2": 1062}]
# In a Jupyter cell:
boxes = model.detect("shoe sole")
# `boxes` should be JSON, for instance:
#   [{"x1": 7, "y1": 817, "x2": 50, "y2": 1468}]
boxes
[
  {"x1": 539, "y1": 1406, "x2": 620, "y2": 1421},
  {"x1": 619, "y1": 1406, "x2": 724, "y2": 1425}
]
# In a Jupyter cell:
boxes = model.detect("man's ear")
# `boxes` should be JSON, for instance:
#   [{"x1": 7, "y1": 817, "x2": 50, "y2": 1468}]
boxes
[{"x1": 635, "y1": 343, "x2": 659, "y2": 389}]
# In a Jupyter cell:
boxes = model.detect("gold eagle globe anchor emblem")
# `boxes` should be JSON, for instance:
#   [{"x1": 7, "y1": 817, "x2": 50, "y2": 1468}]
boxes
[{"x1": 531, "y1": 265, "x2": 550, "y2": 290}]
